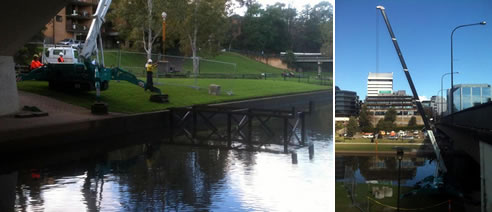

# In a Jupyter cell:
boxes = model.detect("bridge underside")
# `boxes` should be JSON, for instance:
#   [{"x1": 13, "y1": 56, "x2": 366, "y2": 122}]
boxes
[
  {"x1": 0, "y1": 1, "x2": 66, "y2": 116},
  {"x1": 438, "y1": 103, "x2": 492, "y2": 212}
]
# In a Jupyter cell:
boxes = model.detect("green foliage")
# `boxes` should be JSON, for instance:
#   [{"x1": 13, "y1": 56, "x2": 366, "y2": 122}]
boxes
[
  {"x1": 358, "y1": 105, "x2": 373, "y2": 132},
  {"x1": 335, "y1": 121, "x2": 344, "y2": 132},
  {"x1": 282, "y1": 50, "x2": 296, "y2": 69},
  {"x1": 376, "y1": 119, "x2": 395, "y2": 131},
  {"x1": 384, "y1": 107, "x2": 397, "y2": 123},
  {"x1": 408, "y1": 116, "x2": 417, "y2": 127},
  {"x1": 346, "y1": 116, "x2": 359, "y2": 137}
]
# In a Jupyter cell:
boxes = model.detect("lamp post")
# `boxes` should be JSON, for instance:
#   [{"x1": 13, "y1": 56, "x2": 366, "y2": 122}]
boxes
[
  {"x1": 396, "y1": 148, "x2": 404, "y2": 212},
  {"x1": 441, "y1": 72, "x2": 458, "y2": 116},
  {"x1": 450, "y1": 21, "x2": 486, "y2": 115},
  {"x1": 116, "y1": 40, "x2": 121, "y2": 68},
  {"x1": 161, "y1": 12, "x2": 167, "y2": 57}
]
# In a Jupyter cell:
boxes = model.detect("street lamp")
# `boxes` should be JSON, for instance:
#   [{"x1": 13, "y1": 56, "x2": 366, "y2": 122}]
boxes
[
  {"x1": 450, "y1": 21, "x2": 486, "y2": 115},
  {"x1": 161, "y1": 12, "x2": 167, "y2": 56},
  {"x1": 441, "y1": 72, "x2": 458, "y2": 116},
  {"x1": 396, "y1": 148, "x2": 404, "y2": 212}
]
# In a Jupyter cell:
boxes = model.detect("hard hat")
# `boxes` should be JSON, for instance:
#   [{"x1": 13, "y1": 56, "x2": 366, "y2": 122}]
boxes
[
  {"x1": 59, "y1": 52, "x2": 64, "y2": 56},
  {"x1": 33, "y1": 54, "x2": 39, "y2": 58},
  {"x1": 147, "y1": 59, "x2": 152, "y2": 63}
]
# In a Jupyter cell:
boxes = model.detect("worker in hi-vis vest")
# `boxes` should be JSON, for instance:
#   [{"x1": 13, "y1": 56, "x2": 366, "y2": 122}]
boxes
[
  {"x1": 145, "y1": 59, "x2": 157, "y2": 91},
  {"x1": 58, "y1": 52, "x2": 64, "y2": 62}
]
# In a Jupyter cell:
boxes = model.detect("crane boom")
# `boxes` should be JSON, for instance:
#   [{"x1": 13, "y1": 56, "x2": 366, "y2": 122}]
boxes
[
  {"x1": 80, "y1": 0, "x2": 112, "y2": 62},
  {"x1": 377, "y1": 5, "x2": 447, "y2": 173}
]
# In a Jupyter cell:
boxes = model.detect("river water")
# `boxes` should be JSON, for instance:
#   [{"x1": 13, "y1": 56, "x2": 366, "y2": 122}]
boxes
[{"x1": 1, "y1": 104, "x2": 333, "y2": 212}]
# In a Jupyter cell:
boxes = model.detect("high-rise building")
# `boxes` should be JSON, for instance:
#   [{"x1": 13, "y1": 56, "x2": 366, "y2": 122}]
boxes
[
  {"x1": 367, "y1": 72, "x2": 393, "y2": 97},
  {"x1": 447, "y1": 84, "x2": 492, "y2": 114},
  {"x1": 335, "y1": 86, "x2": 359, "y2": 117}
]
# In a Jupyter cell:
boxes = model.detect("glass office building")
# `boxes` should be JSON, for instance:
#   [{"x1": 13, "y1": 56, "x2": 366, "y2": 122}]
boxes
[
  {"x1": 335, "y1": 86, "x2": 359, "y2": 117},
  {"x1": 447, "y1": 84, "x2": 492, "y2": 114}
]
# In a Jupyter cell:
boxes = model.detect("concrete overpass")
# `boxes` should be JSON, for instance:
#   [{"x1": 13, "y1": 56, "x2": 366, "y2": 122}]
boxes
[
  {"x1": 437, "y1": 102, "x2": 492, "y2": 212},
  {"x1": 0, "y1": 1, "x2": 67, "y2": 116}
]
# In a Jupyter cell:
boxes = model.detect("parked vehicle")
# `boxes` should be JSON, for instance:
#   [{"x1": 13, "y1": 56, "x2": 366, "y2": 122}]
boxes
[
  {"x1": 362, "y1": 134, "x2": 374, "y2": 139},
  {"x1": 42, "y1": 46, "x2": 79, "y2": 64},
  {"x1": 402, "y1": 136, "x2": 415, "y2": 140},
  {"x1": 57, "y1": 38, "x2": 76, "y2": 46},
  {"x1": 388, "y1": 136, "x2": 398, "y2": 140}
]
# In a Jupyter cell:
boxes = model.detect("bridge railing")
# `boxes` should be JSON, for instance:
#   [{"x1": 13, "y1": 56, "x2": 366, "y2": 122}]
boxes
[{"x1": 440, "y1": 101, "x2": 492, "y2": 130}]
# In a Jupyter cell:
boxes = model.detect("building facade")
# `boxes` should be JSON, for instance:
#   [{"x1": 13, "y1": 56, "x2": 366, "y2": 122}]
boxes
[
  {"x1": 335, "y1": 86, "x2": 359, "y2": 118},
  {"x1": 447, "y1": 84, "x2": 492, "y2": 114},
  {"x1": 367, "y1": 72, "x2": 393, "y2": 97},
  {"x1": 43, "y1": 0, "x2": 99, "y2": 43},
  {"x1": 430, "y1": 95, "x2": 446, "y2": 117},
  {"x1": 365, "y1": 90, "x2": 423, "y2": 126}
]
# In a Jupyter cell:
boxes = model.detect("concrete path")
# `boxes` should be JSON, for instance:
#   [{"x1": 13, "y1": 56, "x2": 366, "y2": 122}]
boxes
[{"x1": 0, "y1": 91, "x2": 119, "y2": 134}]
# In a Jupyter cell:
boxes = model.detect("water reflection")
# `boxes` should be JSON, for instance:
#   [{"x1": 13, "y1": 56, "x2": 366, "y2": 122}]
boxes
[
  {"x1": 2, "y1": 104, "x2": 333, "y2": 212},
  {"x1": 336, "y1": 155, "x2": 436, "y2": 186}
]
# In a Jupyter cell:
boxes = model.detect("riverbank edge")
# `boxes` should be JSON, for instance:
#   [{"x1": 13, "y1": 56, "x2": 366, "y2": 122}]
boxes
[{"x1": 0, "y1": 89, "x2": 332, "y2": 153}]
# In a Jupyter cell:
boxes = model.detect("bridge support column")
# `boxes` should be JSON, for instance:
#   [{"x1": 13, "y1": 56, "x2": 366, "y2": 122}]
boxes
[
  {"x1": 0, "y1": 56, "x2": 19, "y2": 116},
  {"x1": 480, "y1": 141, "x2": 492, "y2": 212}
]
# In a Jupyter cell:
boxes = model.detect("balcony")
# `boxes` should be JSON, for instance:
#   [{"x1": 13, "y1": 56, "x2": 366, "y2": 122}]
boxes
[
  {"x1": 70, "y1": 0, "x2": 98, "y2": 6},
  {"x1": 66, "y1": 23, "x2": 89, "y2": 33}
]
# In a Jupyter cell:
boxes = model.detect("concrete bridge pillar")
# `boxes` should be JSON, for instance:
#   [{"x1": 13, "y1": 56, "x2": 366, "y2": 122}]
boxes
[
  {"x1": 480, "y1": 141, "x2": 492, "y2": 212},
  {"x1": 0, "y1": 56, "x2": 18, "y2": 116}
]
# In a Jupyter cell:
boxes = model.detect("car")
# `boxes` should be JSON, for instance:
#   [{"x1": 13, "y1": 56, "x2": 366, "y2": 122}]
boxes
[
  {"x1": 388, "y1": 136, "x2": 398, "y2": 140},
  {"x1": 402, "y1": 136, "x2": 415, "y2": 140},
  {"x1": 362, "y1": 134, "x2": 374, "y2": 139},
  {"x1": 57, "y1": 38, "x2": 76, "y2": 46},
  {"x1": 70, "y1": 40, "x2": 84, "y2": 48}
]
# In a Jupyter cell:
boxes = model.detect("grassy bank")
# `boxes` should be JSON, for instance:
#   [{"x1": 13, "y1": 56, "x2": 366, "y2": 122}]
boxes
[
  {"x1": 17, "y1": 78, "x2": 328, "y2": 113},
  {"x1": 335, "y1": 136, "x2": 425, "y2": 143},
  {"x1": 335, "y1": 143, "x2": 425, "y2": 152}
]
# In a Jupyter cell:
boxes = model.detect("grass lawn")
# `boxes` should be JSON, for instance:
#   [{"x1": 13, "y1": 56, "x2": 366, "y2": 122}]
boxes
[
  {"x1": 335, "y1": 136, "x2": 425, "y2": 143},
  {"x1": 17, "y1": 78, "x2": 329, "y2": 113},
  {"x1": 336, "y1": 182, "x2": 460, "y2": 211},
  {"x1": 335, "y1": 143, "x2": 424, "y2": 152}
]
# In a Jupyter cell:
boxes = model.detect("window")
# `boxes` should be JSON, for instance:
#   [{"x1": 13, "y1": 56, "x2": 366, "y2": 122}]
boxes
[
  {"x1": 472, "y1": 87, "x2": 481, "y2": 107},
  {"x1": 462, "y1": 87, "x2": 472, "y2": 110},
  {"x1": 56, "y1": 15, "x2": 62, "y2": 22},
  {"x1": 483, "y1": 87, "x2": 491, "y2": 103}
]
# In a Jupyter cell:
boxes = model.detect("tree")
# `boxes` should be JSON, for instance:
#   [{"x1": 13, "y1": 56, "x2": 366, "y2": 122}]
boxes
[
  {"x1": 358, "y1": 105, "x2": 373, "y2": 132},
  {"x1": 376, "y1": 119, "x2": 394, "y2": 132},
  {"x1": 108, "y1": 0, "x2": 168, "y2": 59},
  {"x1": 384, "y1": 107, "x2": 397, "y2": 123},
  {"x1": 408, "y1": 116, "x2": 417, "y2": 127},
  {"x1": 346, "y1": 116, "x2": 359, "y2": 137},
  {"x1": 168, "y1": 0, "x2": 228, "y2": 74}
]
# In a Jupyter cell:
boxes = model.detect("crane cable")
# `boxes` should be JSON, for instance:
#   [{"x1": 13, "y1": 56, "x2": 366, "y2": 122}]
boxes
[{"x1": 376, "y1": 8, "x2": 380, "y2": 73}]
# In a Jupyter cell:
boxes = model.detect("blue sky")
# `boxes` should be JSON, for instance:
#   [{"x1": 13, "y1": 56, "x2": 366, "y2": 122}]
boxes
[{"x1": 335, "y1": 0, "x2": 492, "y2": 100}]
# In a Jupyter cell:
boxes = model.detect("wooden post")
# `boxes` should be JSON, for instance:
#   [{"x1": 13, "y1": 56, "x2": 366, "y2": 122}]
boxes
[
  {"x1": 169, "y1": 109, "x2": 174, "y2": 143},
  {"x1": 192, "y1": 106, "x2": 197, "y2": 144},
  {"x1": 284, "y1": 117, "x2": 289, "y2": 153},
  {"x1": 248, "y1": 110, "x2": 253, "y2": 146},
  {"x1": 227, "y1": 113, "x2": 232, "y2": 148},
  {"x1": 309, "y1": 143, "x2": 314, "y2": 160},
  {"x1": 301, "y1": 112, "x2": 306, "y2": 145},
  {"x1": 291, "y1": 152, "x2": 298, "y2": 164}
]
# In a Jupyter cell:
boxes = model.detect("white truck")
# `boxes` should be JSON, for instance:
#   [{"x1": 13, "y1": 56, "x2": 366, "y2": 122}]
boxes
[{"x1": 42, "y1": 45, "x2": 79, "y2": 64}]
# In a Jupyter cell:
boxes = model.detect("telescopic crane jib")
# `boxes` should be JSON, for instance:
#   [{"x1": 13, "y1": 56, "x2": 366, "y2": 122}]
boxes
[{"x1": 376, "y1": 5, "x2": 447, "y2": 173}]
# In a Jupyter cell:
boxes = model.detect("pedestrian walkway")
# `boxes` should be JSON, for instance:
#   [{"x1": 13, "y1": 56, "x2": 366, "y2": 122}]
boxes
[{"x1": 0, "y1": 91, "x2": 119, "y2": 140}]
